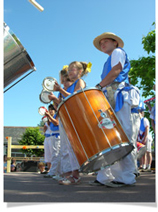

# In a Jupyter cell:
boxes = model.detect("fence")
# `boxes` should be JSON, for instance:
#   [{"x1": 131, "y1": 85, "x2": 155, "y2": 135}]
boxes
[{"x1": 6, "y1": 136, "x2": 44, "y2": 173}]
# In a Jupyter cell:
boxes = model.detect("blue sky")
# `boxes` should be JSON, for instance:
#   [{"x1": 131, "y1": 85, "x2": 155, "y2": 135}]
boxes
[{"x1": 3, "y1": 0, "x2": 155, "y2": 127}]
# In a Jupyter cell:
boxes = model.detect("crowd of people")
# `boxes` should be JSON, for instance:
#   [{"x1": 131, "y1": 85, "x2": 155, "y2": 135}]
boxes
[{"x1": 40, "y1": 32, "x2": 155, "y2": 187}]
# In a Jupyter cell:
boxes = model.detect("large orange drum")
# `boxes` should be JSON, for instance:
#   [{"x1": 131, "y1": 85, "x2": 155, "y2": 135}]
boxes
[{"x1": 58, "y1": 88, "x2": 134, "y2": 173}]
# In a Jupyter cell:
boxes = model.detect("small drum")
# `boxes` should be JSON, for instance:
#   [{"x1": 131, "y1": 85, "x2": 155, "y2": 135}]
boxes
[
  {"x1": 4, "y1": 23, "x2": 35, "y2": 88},
  {"x1": 39, "y1": 89, "x2": 51, "y2": 104},
  {"x1": 38, "y1": 106, "x2": 48, "y2": 116},
  {"x1": 42, "y1": 116, "x2": 48, "y2": 123},
  {"x1": 58, "y1": 88, "x2": 134, "y2": 173},
  {"x1": 137, "y1": 142, "x2": 146, "y2": 159},
  {"x1": 42, "y1": 77, "x2": 56, "y2": 92}
]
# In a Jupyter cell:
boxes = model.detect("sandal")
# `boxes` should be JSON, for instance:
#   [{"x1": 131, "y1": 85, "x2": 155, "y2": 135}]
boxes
[{"x1": 59, "y1": 175, "x2": 81, "y2": 185}]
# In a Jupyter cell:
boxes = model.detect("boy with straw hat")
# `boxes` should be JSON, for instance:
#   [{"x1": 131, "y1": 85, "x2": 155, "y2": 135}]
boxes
[{"x1": 90, "y1": 32, "x2": 140, "y2": 187}]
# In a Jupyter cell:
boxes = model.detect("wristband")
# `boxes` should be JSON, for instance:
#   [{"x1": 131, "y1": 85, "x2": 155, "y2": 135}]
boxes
[{"x1": 96, "y1": 83, "x2": 103, "y2": 89}]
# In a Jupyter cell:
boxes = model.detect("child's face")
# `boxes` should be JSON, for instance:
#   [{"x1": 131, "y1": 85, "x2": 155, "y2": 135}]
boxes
[
  {"x1": 62, "y1": 77, "x2": 71, "y2": 89},
  {"x1": 100, "y1": 38, "x2": 117, "y2": 55},
  {"x1": 49, "y1": 108, "x2": 55, "y2": 116},
  {"x1": 68, "y1": 64, "x2": 82, "y2": 81}
]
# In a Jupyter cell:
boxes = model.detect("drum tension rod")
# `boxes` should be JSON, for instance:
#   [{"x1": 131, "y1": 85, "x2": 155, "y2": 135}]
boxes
[{"x1": 4, "y1": 69, "x2": 36, "y2": 93}]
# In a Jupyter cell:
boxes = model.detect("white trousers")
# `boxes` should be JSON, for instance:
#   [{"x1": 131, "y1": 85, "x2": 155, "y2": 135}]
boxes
[
  {"x1": 97, "y1": 154, "x2": 136, "y2": 184},
  {"x1": 49, "y1": 136, "x2": 61, "y2": 175},
  {"x1": 44, "y1": 136, "x2": 53, "y2": 163},
  {"x1": 97, "y1": 102, "x2": 136, "y2": 184},
  {"x1": 59, "y1": 119, "x2": 80, "y2": 174},
  {"x1": 130, "y1": 113, "x2": 140, "y2": 173}
]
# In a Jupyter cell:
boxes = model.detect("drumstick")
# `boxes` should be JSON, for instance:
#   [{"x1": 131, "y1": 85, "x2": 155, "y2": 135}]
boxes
[{"x1": 28, "y1": 0, "x2": 44, "y2": 12}]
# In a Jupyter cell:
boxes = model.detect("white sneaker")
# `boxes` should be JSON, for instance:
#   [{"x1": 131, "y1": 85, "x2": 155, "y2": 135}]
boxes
[
  {"x1": 44, "y1": 173, "x2": 54, "y2": 178},
  {"x1": 52, "y1": 175, "x2": 63, "y2": 180}
]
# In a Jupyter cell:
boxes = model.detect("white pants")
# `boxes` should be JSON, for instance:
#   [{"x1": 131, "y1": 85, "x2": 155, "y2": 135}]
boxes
[
  {"x1": 97, "y1": 154, "x2": 136, "y2": 184},
  {"x1": 49, "y1": 135, "x2": 61, "y2": 175},
  {"x1": 130, "y1": 113, "x2": 140, "y2": 173},
  {"x1": 59, "y1": 119, "x2": 80, "y2": 174},
  {"x1": 97, "y1": 101, "x2": 136, "y2": 184},
  {"x1": 146, "y1": 135, "x2": 153, "y2": 152},
  {"x1": 44, "y1": 136, "x2": 53, "y2": 163}
]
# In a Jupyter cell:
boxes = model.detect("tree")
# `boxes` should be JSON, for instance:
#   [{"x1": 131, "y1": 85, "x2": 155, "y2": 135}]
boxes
[
  {"x1": 129, "y1": 22, "x2": 155, "y2": 137},
  {"x1": 37, "y1": 120, "x2": 45, "y2": 127},
  {"x1": 129, "y1": 22, "x2": 155, "y2": 97},
  {"x1": 18, "y1": 127, "x2": 45, "y2": 157}
]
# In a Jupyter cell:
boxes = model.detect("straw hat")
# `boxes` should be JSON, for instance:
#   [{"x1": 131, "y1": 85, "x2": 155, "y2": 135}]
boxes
[{"x1": 93, "y1": 32, "x2": 124, "y2": 51}]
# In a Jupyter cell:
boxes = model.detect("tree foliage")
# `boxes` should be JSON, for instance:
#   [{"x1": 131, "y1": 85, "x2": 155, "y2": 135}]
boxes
[
  {"x1": 129, "y1": 22, "x2": 155, "y2": 97},
  {"x1": 37, "y1": 120, "x2": 45, "y2": 127},
  {"x1": 18, "y1": 127, "x2": 45, "y2": 157},
  {"x1": 129, "y1": 23, "x2": 155, "y2": 136}
]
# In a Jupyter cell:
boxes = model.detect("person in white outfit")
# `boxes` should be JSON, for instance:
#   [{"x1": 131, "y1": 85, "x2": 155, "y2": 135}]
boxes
[
  {"x1": 138, "y1": 111, "x2": 152, "y2": 172},
  {"x1": 48, "y1": 66, "x2": 82, "y2": 184},
  {"x1": 44, "y1": 104, "x2": 61, "y2": 178},
  {"x1": 91, "y1": 32, "x2": 137, "y2": 187}
]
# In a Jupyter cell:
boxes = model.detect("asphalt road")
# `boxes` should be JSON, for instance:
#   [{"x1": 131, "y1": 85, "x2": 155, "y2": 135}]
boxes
[{"x1": 4, "y1": 171, "x2": 156, "y2": 203}]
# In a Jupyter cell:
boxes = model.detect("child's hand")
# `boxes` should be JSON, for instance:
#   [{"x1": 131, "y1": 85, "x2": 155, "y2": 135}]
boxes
[
  {"x1": 54, "y1": 81, "x2": 61, "y2": 91},
  {"x1": 48, "y1": 92, "x2": 56, "y2": 100}
]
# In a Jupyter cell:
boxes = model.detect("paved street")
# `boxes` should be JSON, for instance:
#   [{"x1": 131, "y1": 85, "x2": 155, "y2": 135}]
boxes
[{"x1": 4, "y1": 171, "x2": 156, "y2": 203}]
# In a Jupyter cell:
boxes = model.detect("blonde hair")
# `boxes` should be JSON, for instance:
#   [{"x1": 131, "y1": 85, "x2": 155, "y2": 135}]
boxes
[
  {"x1": 59, "y1": 66, "x2": 70, "y2": 84},
  {"x1": 38, "y1": 162, "x2": 45, "y2": 168},
  {"x1": 68, "y1": 61, "x2": 90, "y2": 77}
]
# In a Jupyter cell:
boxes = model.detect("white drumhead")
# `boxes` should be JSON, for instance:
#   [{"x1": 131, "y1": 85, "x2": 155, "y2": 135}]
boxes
[
  {"x1": 39, "y1": 89, "x2": 51, "y2": 104},
  {"x1": 42, "y1": 77, "x2": 56, "y2": 92},
  {"x1": 42, "y1": 116, "x2": 48, "y2": 123},
  {"x1": 38, "y1": 106, "x2": 47, "y2": 116}
]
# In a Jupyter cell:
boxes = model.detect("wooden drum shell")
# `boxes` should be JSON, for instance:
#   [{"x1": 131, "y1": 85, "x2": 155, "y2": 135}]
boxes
[{"x1": 58, "y1": 88, "x2": 133, "y2": 173}]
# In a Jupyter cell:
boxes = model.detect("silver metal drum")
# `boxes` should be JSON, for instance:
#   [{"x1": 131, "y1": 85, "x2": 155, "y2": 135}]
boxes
[
  {"x1": 4, "y1": 23, "x2": 36, "y2": 88},
  {"x1": 42, "y1": 77, "x2": 56, "y2": 92},
  {"x1": 39, "y1": 89, "x2": 51, "y2": 104}
]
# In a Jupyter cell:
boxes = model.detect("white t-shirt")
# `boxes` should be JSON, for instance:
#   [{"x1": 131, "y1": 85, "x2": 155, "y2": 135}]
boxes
[
  {"x1": 45, "y1": 122, "x2": 53, "y2": 135},
  {"x1": 111, "y1": 48, "x2": 126, "y2": 69}
]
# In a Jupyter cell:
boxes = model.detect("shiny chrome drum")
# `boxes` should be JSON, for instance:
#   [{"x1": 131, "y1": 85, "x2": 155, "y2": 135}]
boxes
[
  {"x1": 4, "y1": 22, "x2": 35, "y2": 88},
  {"x1": 42, "y1": 77, "x2": 56, "y2": 92},
  {"x1": 39, "y1": 89, "x2": 51, "y2": 104}
]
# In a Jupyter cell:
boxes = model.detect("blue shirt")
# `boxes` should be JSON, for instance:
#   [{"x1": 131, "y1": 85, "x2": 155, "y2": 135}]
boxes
[
  {"x1": 101, "y1": 47, "x2": 130, "y2": 84},
  {"x1": 61, "y1": 79, "x2": 79, "y2": 99},
  {"x1": 50, "y1": 114, "x2": 59, "y2": 132}
]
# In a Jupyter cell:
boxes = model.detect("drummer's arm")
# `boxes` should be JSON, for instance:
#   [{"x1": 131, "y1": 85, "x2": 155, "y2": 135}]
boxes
[
  {"x1": 99, "y1": 63, "x2": 122, "y2": 87},
  {"x1": 54, "y1": 81, "x2": 71, "y2": 97},
  {"x1": 45, "y1": 111, "x2": 59, "y2": 125},
  {"x1": 58, "y1": 87, "x2": 71, "y2": 97},
  {"x1": 48, "y1": 93, "x2": 60, "y2": 105},
  {"x1": 50, "y1": 116, "x2": 59, "y2": 126}
]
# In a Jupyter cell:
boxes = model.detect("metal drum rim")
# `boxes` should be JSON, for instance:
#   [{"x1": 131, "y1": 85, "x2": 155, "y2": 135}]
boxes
[
  {"x1": 80, "y1": 143, "x2": 133, "y2": 173},
  {"x1": 42, "y1": 77, "x2": 57, "y2": 92},
  {"x1": 57, "y1": 87, "x2": 101, "y2": 112},
  {"x1": 39, "y1": 89, "x2": 51, "y2": 104}
]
